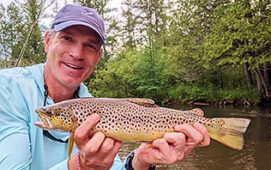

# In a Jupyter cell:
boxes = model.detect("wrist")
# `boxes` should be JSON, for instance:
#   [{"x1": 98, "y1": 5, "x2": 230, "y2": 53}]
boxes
[
  {"x1": 125, "y1": 151, "x2": 155, "y2": 170},
  {"x1": 76, "y1": 152, "x2": 82, "y2": 170}
]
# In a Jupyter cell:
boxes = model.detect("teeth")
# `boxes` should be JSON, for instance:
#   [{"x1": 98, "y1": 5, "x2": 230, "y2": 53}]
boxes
[{"x1": 65, "y1": 63, "x2": 82, "y2": 69}]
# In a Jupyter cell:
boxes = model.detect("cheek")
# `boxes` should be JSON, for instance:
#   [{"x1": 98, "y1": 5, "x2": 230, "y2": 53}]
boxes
[
  {"x1": 86, "y1": 54, "x2": 100, "y2": 68},
  {"x1": 46, "y1": 45, "x2": 61, "y2": 63}
]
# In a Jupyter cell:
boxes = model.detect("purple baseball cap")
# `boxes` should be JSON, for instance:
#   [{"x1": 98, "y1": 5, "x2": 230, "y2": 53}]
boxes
[{"x1": 51, "y1": 4, "x2": 105, "y2": 43}]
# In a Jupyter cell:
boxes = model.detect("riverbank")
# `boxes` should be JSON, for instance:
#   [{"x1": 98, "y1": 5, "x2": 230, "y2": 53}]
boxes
[
  {"x1": 166, "y1": 99, "x2": 257, "y2": 107},
  {"x1": 166, "y1": 85, "x2": 260, "y2": 107}
]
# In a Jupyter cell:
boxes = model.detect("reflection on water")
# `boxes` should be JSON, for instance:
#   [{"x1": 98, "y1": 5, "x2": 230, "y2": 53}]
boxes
[{"x1": 118, "y1": 105, "x2": 271, "y2": 170}]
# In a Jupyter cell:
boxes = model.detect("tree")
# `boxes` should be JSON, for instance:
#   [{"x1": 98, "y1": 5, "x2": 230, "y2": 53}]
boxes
[
  {"x1": 203, "y1": 0, "x2": 271, "y2": 103},
  {"x1": 121, "y1": 0, "x2": 140, "y2": 48},
  {"x1": 0, "y1": 0, "x2": 49, "y2": 68},
  {"x1": 0, "y1": 2, "x2": 24, "y2": 67},
  {"x1": 15, "y1": 0, "x2": 47, "y2": 66}
]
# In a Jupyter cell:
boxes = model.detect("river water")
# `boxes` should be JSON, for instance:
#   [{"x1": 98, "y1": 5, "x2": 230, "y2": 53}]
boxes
[{"x1": 118, "y1": 105, "x2": 271, "y2": 170}]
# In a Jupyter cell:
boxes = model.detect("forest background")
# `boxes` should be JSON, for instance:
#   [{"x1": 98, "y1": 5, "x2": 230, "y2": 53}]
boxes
[{"x1": 0, "y1": 0, "x2": 271, "y2": 106}]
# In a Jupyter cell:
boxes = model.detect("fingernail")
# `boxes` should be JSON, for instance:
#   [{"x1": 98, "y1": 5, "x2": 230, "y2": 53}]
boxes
[{"x1": 92, "y1": 113, "x2": 100, "y2": 120}]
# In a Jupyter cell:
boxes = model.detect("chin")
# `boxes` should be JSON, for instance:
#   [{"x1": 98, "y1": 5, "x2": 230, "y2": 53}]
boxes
[{"x1": 61, "y1": 78, "x2": 82, "y2": 87}]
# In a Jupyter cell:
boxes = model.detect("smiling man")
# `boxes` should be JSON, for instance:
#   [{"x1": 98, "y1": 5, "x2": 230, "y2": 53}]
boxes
[
  {"x1": 43, "y1": 25, "x2": 103, "y2": 103},
  {"x1": 0, "y1": 4, "x2": 210, "y2": 170}
]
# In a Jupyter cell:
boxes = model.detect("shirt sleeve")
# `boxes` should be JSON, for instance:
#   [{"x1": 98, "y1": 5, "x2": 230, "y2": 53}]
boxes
[
  {"x1": 48, "y1": 160, "x2": 68, "y2": 170},
  {"x1": 0, "y1": 74, "x2": 32, "y2": 169},
  {"x1": 110, "y1": 154, "x2": 128, "y2": 170}
]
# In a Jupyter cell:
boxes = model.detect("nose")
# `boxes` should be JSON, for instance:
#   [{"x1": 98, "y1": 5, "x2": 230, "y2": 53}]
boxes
[{"x1": 69, "y1": 43, "x2": 83, "y2": 60}]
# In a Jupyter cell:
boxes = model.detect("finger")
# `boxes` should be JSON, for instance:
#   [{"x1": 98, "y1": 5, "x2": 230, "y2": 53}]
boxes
[
  {"x1": 99, "y1": 138, "x2": 115, "y2": 154},
  {"x1": 106, "y1": 139, "x2": 122, "y2": 157},
  {"x1": 95, "y1": 139, "x2": 122, "y2": 168},
  {"x1": 163, "y1": 133, "x2": 186, "y2": 149},
  {"x1": 193, "y1": 122, "x2": 210, "y2": 147},
  {"x1": 74, "y1": 114, "x2": 100, "y2": 145},
  {"x1": 163, "y1": 133, "x2": 186, "y2": 161},
  {"x1": 174, "y1": 124, "x2": 203, "y2": 144},
  {"x1": 84, "y1": 132, "x2": 105, "y2": 156},
  {"x1": 152, "y1": 138, "x2": 171, "y2": 160}
]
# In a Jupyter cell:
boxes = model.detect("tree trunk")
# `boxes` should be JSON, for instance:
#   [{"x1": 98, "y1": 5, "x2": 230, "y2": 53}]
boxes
[
  {"x1": 243, "y1": 63, "x2": 254, "y2": 87},
  {"x1": 220, "y1": 69, "x2": 224, "y2": 89},
  {"x1": 254, "y1": 69, "x2": 262, "y2": 91},
  {"x1": 264, "y1": 62, "x2": 271, "y2": 86},
  {"x1": 254, "y1": 67, "x2": 271, "y2": 104}
]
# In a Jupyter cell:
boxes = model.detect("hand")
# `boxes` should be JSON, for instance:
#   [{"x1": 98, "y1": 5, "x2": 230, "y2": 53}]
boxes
[
  {"x1": 175, "y1": 122, "x2": 210, "y2": 156},
  {"x1": 132, "y1": 123, "x2": 210, "y2": 170},
  {"x1": 68, "y1": 114, "x2": 122, "y2": 170}
]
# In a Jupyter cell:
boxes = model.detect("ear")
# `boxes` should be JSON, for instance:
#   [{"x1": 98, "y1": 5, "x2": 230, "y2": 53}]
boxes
[
  {"x1": 44, "y1": 30, "x2": 51, "y2": 53},
  {"x1": 98, "y1": 48, "x2": 103, "y2": 57}
]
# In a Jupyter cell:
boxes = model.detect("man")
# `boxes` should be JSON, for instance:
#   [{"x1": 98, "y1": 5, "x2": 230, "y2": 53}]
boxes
[{"x1": 0, "y1": 4, "x2": 210, "y2": 170}]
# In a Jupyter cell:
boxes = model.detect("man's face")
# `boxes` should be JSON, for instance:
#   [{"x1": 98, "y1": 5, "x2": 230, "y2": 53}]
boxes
[{"x1": 44, "y1": 25, "x2": 102, "y2": 88}]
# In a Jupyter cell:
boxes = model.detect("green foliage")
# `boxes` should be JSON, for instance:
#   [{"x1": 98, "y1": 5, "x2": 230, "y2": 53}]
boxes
[
  {"x1": 202, "y1": 0, "x2": 271, "y2": 69},
  {"x1": 131, "y1": 43, "x2": 172, "y2": 102},
  {"x1": 88, "y1": 48, "x2": 139, "y2": 98},
  {"x1": 1, "y1": 0, "x2": 270, "y2": 104},
  {"x1": 168, "y1": 84, "x2": 259, "y2": 103},
  {"x1": 0, "y1": 0, "x2": 46, "y2": 68},
  {"x1": 88, "y1": 0, "x2": 270, "y2": 104},
  {"x1": 88, "y1": 41, "x2": 174, "y2": 103},
  {"x1": 0, "y1": 2, "x2": 24, "y2": 67}
]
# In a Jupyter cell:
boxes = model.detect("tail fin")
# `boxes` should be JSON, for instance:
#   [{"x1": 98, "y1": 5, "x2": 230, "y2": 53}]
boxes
[{"x1": 207, "y1": 118, "x2": 250, "y2": 150}]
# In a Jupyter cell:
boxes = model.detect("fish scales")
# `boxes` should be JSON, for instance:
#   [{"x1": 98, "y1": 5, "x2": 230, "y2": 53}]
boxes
[
  {"x1": 35, "y1": 97, "x2": 250, "y2": 153},
  {"x1": 37, "y1": 98, "x2": 222, "y2": 141}
]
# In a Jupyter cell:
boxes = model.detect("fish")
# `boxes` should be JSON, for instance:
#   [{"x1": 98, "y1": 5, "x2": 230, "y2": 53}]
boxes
[{"x1": 34, "y1": 98, "x2": 250, "y2": 157}]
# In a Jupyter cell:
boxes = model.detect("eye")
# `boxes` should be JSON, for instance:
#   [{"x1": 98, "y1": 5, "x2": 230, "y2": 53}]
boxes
[
  {"x1": 87, "y1": 44, "x2": 95, "y2": 49},
  {"x1": 86, "y1": 43, "x2": 98, "y2": 51},
  {"x1": 62, "y1": 36, "x2": 72, "y2": 41}
]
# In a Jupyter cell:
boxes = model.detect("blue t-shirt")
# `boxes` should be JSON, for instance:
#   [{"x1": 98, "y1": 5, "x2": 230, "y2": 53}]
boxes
[{"x1": 0, "y1": 64, "x2": 126, "y2": 170}]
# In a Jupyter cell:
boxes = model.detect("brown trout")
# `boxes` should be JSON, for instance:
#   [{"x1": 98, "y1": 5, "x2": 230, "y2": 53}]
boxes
[{"x1": 34, "y1": 98, "x2": 250, "y2": 157}]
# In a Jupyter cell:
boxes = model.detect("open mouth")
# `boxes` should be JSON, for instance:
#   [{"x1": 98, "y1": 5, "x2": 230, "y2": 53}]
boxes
[
  {"x1": 64, "y1": 63, "x2": 83, "y2": 70},
  {"x1": 34, "y1": 121, "x2": 47, "y2": 128},
  {"x1": 35, "y1": 108, "x2": 53, "y2": 128},
  {"x1": 34, "y1": 116, "x2": 53, "y2": 129}
]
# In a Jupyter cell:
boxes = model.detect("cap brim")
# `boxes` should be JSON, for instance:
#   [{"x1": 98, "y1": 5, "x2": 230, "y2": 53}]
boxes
[{"x1": 54, "y1": 21, "x2": 104, "y2": 43}]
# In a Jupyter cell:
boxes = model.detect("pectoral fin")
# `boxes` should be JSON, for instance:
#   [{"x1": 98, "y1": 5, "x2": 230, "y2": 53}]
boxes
[
  {"x1": 67, "y1": 114, "x2": 79, "y2": 159},
  {"x1": 68, "y1": 132, "x2": 75, "y2": 159}
]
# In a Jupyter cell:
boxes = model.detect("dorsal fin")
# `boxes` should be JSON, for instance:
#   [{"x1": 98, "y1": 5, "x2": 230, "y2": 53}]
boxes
[
  {"x1": 186, "y1": 108, "x2": 204, "y2": 117},
  {"x1": 126, "y1": 98, "x2": 159, "y2": 107}
]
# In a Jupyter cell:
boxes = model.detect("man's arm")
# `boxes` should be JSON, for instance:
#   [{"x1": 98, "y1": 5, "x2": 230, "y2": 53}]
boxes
[
  {"x1": 0, "y1": 75, "x2": 32, "y2": 169},
  {"x1": 0, "y1": 132, "x2": 31, "y2": 169}
]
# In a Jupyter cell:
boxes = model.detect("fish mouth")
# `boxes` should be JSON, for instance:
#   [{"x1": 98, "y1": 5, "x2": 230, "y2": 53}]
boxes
[
  {"x1": 35, "y1": 108, "x2": 53, "y2": 128},
  {"x1": 34, "y1": 121, "x2": 48, "y2": 129}
]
